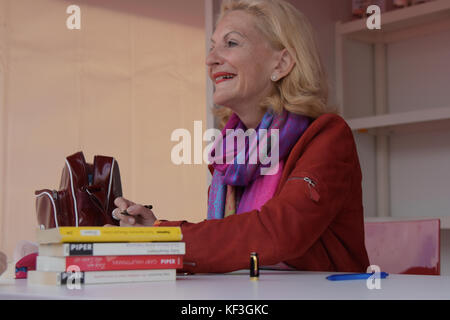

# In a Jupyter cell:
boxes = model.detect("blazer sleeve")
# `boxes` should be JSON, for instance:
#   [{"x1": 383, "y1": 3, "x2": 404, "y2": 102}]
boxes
[{"x1": 158, "y1": 116, "x2": 362, "y2": 274}]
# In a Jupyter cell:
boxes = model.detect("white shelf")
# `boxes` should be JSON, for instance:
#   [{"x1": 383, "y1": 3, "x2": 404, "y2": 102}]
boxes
[
  {"x1": 346, "y1": 106, "x2": 450, "y2": 132},
  {"x1": 336, "y1": 0, "x2": 450, "y2": 220},
  {"x1": 365, "y1": 216, "x2": 450, "y2": 229},
  {"x1": 336, "y1": 0, "x2": 450, "y2": 43}
]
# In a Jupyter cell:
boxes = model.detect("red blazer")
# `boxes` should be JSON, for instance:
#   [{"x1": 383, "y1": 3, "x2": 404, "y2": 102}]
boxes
[{"x1": 159, "y1": 113, "x2": 370, "y2": 273}]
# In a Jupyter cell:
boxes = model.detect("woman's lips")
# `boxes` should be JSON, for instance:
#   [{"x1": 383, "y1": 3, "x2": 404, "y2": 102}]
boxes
[{"x1": 213, "y1": 72, "x2": 237, "y2": 85}]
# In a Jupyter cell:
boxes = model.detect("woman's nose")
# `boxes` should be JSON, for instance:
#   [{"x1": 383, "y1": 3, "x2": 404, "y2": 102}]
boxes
[{"x1": 206, "y1": 47, "x2": 222, "y2": 67}]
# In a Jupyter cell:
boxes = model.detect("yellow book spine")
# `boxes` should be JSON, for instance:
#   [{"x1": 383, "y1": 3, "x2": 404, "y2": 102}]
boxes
[{"x1": 41, "y1": 227, "x2": 182, "y2": 243}]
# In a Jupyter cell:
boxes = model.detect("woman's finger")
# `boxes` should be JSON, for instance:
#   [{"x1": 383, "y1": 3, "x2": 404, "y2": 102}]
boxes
[
  {"x1": 111, "y1": 207, "x2": 137, "y2": 225},
  {"x1": 117, "y1": 210, "x2": 136, "y2": 225},
  {"x1": 114, "y1": 197, "x2": 135, "y2": 211},
  {"x1": 126, "y1": 204, "x2": 153, "y2": 218},
  {"x1": 120, "y1": 218, "x2": 136, "y2": 227},
  {"x1": 111, "y1": 208, "x2": 129, "y2": 220}
]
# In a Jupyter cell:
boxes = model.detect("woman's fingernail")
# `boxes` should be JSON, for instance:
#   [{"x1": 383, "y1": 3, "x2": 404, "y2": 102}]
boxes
[{"x1": 128, "y1": 217, "x2": 135, "y2": 224}]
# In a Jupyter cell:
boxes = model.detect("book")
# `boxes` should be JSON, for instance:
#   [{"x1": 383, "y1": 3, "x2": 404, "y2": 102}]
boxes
[
  {"x1": 352, "y1": 0, "x2": 369, "y2": 17},
  {"x1": 36, "y1": 226, "x2": 182, "y2": 244},
  {"x1": 36, "y1": 254, "x2": 183, "y2": 272},
  {"x1": 38, "y1": 242, "x2": 186, "y2": 257},
  {"x1": 28, "y1": 269, "x2": 176, "y2": 285},
  {"x1": 352, "y1": 0, "x2": 389, "y2": 18},
  {"x1": 393, "y1": 0, "x2": 408, "y2": 7}
]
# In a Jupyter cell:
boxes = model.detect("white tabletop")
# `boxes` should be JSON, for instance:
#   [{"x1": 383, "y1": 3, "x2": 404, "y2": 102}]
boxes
[{"x1": 0, "y1": 270, "x2": 449, "y2": 300}]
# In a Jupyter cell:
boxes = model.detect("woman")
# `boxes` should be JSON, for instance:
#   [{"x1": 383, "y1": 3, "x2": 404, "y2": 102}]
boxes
[{"x1": 111, "y1": 0, "x2": 370, "y2": 274}]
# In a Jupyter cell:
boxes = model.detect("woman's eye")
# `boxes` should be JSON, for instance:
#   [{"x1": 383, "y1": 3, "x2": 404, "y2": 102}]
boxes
[{"x1": 227, "y1": 40, "x2": 238, "y2": 47}]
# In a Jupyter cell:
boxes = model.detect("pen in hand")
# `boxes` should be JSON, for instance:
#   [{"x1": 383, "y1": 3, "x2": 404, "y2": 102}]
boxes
[{"x1": 121, "y1": 205, "x2": 153, "y2": 216}]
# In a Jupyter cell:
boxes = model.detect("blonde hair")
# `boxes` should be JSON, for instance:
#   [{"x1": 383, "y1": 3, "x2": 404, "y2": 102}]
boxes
[{"x1": 213, "y1": 0, "x2": 333, "y2": 128}]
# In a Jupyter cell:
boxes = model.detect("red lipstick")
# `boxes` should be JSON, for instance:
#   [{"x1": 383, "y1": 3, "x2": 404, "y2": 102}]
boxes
[{"x1": 212, "y1": 72, "x2": 236, "y2": 85}]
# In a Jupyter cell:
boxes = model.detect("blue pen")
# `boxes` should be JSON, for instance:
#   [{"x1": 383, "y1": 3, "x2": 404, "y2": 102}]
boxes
[{"x1": 326, "y1": 272, "x2": 389, "y2": 281}]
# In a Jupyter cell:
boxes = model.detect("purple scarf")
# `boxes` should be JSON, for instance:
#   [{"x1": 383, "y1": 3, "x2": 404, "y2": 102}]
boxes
[{"x1": 207, "y1": 110, "x2": 310, "y2": 220}]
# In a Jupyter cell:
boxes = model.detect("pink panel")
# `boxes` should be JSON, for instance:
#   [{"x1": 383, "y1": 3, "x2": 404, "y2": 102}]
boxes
[{"x1": 364, "y1": 219, "x2": 440, "y2": 275}]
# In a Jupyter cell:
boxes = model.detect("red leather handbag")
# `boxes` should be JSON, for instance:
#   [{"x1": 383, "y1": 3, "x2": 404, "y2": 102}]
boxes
[{"x1": 35, "y1": 152, "x2": 122, "y2": 229}]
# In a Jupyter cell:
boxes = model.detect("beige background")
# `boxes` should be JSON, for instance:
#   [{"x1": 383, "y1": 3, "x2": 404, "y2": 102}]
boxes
[{"x1": 0, "y1": 0, "x2": 208, "y2": 258}]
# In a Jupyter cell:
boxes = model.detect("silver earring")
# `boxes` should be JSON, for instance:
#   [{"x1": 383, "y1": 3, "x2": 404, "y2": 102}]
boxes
[{"x1": 271, "y1": 75, "x2": 278, "y2": 81}]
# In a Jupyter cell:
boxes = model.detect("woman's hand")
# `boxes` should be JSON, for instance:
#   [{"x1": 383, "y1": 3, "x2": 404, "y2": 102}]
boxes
[{"x1": 107, "y1": 197, "x2": 157, "y2": 227}]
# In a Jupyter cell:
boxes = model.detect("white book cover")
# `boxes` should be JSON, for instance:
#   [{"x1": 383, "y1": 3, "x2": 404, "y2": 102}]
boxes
[
  {"x1": 28, "y1": 269, "x2": 176, "y2": 285},
  {"x1": 38, "y1": 242, "x2": 186, "y2": 257}
]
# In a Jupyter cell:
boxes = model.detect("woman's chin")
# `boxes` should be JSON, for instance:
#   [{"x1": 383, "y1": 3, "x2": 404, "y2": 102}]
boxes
[{"x1": 213, "y1": 96, "x2": 233, "y2": 109}]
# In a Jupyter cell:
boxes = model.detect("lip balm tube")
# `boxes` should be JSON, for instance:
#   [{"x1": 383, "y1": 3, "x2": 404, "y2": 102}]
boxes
[{"x1": 250, "y1": 252, "x2": 259, "y2": 281}]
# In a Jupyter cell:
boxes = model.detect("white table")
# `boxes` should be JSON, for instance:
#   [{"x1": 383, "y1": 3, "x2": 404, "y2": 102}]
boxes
[{"x1": 0, "y1": 270, "x2": 449, "y2": 300}]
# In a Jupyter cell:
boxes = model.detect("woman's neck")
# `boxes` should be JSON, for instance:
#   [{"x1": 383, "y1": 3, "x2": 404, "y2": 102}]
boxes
[{"x1": 234, "y1": 107, "x2": 266, "y2": 129}]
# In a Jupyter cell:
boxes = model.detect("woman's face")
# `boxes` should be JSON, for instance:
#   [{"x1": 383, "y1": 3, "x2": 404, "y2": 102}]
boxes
[{"x1": 206, "y1": 10, "x2": 279, "y2": 112}]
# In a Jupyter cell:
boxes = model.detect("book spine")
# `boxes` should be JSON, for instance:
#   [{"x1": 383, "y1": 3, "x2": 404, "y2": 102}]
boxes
[
  {"x1": 56, "y1": 242, "x2": 186, "y2": 256},
  {"x1": 60, "y1": 227, "x2": 182, "y2": 243},
  {"x1": 64, "y1": 255, "x2": 183, "y2": 271},
  {"x1": 57, "y1": 269, "x2": 176, "y2": 285}
]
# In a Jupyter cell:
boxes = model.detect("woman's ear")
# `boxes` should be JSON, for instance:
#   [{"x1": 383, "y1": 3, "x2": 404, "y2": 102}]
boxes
[{"x1": 271, "y1": 48, "x2": 295, "y2": 81}]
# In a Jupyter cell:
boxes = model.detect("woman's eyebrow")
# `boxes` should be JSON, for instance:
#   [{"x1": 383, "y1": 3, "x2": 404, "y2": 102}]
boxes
[
  {"x1": 224, "y1": 31, "x2": 247, "y2": 39},
  {"x1": 210, "y1": 30, "x2": 247, "y2": 44}
]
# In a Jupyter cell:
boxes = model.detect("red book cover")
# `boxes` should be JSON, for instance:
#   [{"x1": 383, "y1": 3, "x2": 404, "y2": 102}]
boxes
[{"x1": 64, "y1": 255, "x2": 183, "y2": 271}]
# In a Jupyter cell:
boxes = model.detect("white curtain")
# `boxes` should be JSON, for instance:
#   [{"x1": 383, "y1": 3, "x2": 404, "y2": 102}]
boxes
[{"x1": 0, "y1": 0, "x2": 207, "y2": 257}]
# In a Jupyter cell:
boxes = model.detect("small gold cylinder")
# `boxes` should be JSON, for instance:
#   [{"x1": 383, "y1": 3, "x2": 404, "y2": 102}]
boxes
[{"x1": 250, "y1": 252, "x2": 259, "y2": 281}]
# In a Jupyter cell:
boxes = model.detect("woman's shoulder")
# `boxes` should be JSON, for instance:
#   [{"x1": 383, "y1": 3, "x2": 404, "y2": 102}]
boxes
[
  {"x1": 287, "y1": 112, "x2": 358, "y2": 165},
  {"x1": 310, "y1": 112, "x2": 350, "y2": 130},
  {"x1": 299, "y1": 112, "x2": 353, "y2": 142}
]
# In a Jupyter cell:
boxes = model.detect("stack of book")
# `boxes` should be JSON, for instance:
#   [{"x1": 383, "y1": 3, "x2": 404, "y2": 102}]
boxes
[{"x1": 28, "y1": 226, "x2": 184, "y2": 285}]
